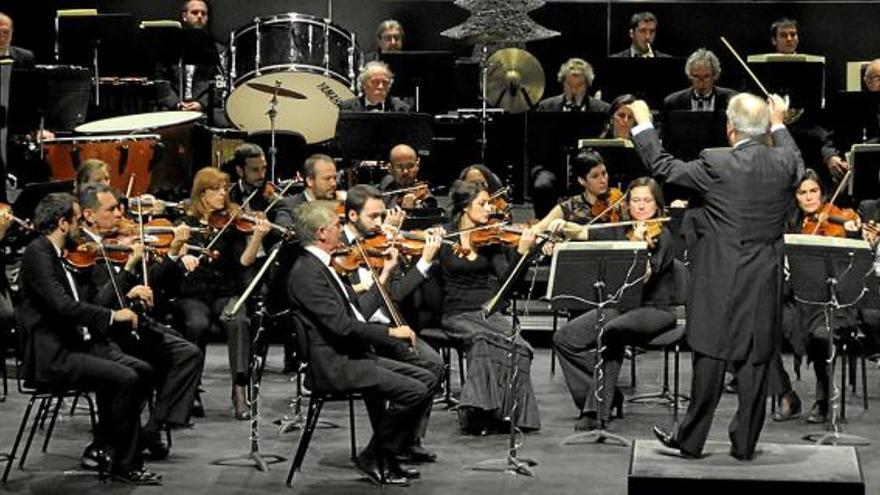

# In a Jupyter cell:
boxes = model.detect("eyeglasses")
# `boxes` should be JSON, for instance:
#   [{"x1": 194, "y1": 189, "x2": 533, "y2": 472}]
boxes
[
  {"x1": 392, "y1": 162, "x2": 417, "y2": 171},
  {"x1": 381, "y1": 33, "x2": 402, "y2": 41}
]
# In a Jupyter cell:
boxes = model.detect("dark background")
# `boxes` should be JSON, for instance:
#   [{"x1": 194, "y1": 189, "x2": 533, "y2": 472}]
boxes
[{"x1": 2, "y1": 1, "x2": 879, "y2": 98}]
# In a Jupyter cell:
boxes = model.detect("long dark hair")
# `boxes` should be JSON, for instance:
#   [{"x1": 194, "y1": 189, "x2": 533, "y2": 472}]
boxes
[
  {"x1": 601, "y1": 93, "x2": 637, "y2": 138},
  {"x1": 448, "y1": 179, "x2": 485, "y2": 226}
]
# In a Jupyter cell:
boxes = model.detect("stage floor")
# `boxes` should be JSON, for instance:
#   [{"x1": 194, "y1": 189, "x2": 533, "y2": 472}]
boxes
[{"x1": 1, "y1": 343, "x2": 879, "y2": 494}]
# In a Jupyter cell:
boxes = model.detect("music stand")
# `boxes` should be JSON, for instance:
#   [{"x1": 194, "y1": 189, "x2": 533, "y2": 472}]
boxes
[
  {"x1": 547, "y1": 241, "x2": 648, "y2": 447},
  {"x1": 8, "y1": 66, "x2": 91, "y2": 133},
  {"x1": 576, "y1": 139, "x2": 644, "y2": 191},
  {"x1": 662, "y1": 110, "x2": 728, "y2": 161},
  {"x1": 380, "y1": 51, "x2": 456, "y2": 114},
  {"x1": 334, "y1": 112, "x2": 433, "y2": 166},
  {"x1": 746, "y1": 54, "x2": 825, "y2": 113},
  {"x1": 828, "y1": 91, "x2": 880, "y2": 150},
  {"x1": 784, "y1": 234, "x2": 874, "y2": 446},
  {"x1": 599, "y1": 58, "x2": 683, "y2": 109},
  {"x1": 12, "y1": 179, "x2": 73, "y2": 219},
  {"x1": 848, "y1": 144, "x2": 880, "y2": 203},
  {"x1": 468, "y1": 241, "x2": 546, "y2": 477},
  {"x1": 526, "y1": 111, "x2": 606, "y2": 192}
]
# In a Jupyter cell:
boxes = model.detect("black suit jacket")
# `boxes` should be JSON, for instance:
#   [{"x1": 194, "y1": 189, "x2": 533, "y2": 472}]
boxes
[
  {"x1": 273, "y1": 192, "x2": 309, "y2": 228},
  {"x1": 288, "y1": 250, "x2": 398, "y2": 392},
  {"x1": 609, "y1": 48, "x2": 672, "y2": 58},
  {"x1": 633, "y1": 127, "x2": 803, "y2": 363},
  {"x1": 17, "y1": 236, "x2": 113, "y2": 384},
  {"x1": 339, "y1": 96, "x2": 411, "y2": 112},
  {"x1": 662, "y1": 86, "x2": 738, "y2": 113},
  {"x1": 5, "y1": 46, "x2": 35, "y2": 66},
  {"x1": 536, "y1": 94, "x2": 611, "y2": 113}
]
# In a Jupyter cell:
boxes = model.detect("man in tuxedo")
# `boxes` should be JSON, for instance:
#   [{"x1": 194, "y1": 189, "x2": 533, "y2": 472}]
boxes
[
  {"x1": 227, "y1": 143, "x2": 270, "y2": 212},
  {"x1": 0, "y1": 12, "x2": 34, "y2": 65},
  {"x1": 771, "y1": 17, "x2": 799, "y2": 55},
  {"x1": 537, "y1": 58, "x2": 610, "y2": 113},
  {"x1": 630, "y1": 93, "x2": 803, "y2": 460},
  {"x1": 17, "y1": 193, "x2": 161, "y2": 484},
  {"x1": 288, "y1": 200, "x2": 435, "y2": 486},
  {"x1": 339, "y1": 61, "x2": 411, "y2": 112},
  {"x1": 274, "y1": 154, "x2": 339, "y2": 227},
  {"x1": 663, "y1": 49, "x2": 737, "y2": 113},
  {"x1": 610, "y1": 12, "x2": 671, "y2": 58}
]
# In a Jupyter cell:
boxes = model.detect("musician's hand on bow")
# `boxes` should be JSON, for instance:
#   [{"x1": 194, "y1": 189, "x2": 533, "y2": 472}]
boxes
[
  {"x1": 127, "y1": 285, "x2": 154, "y2": 309},
  {"x1": 168, "y1": 224, "x2": 191, "y2": 256},
  {"x1": 181, "y1": 254, "x2": 200, "y2": 272},
  {"x1": 389, "y1": 325, "x2": 417, "y2": 348},
  {"x1": 420, "y1": 228, "x2": 443, "y2": 264},
  {"x1": 517, "y1": 227, "x2": 537, "y2": 255},
  {"x1": 113, "y1": 308, "x2": 139, "y2": 329},
  {"x1": 827, "y1": 156, "x2": 850, "y2": 179},
  {"x1": 124, "y1": 242, "x2": 146, "y2": 271}
]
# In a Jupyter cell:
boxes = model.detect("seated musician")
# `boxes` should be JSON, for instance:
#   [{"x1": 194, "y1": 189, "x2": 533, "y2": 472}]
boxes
[
  {"x1": 536, "y1": 58, "x2": 610, "y2": 113},
  {"x1": 553, "y1": 177, "x2": 678, "y2": 430},
  {"x1": 662, "y1": 48, "x2": 737, "y2": 114},
  {"x1": 379, "y1": 144, "x2": 437, "y2": 209},
  {"x1": 288, "y1": 200, "x2": 433, "y2": 486},
  {"x1": 0, "y1": 12, "x2": 34, "y2": 65},
  {"x1": 363, "y1": 19, "x2": 404, "y2": 62},
  {"x1": 600, "y1": 94, "x2": 637, "y2": 139},
  {"x1": 173, "y1": 167, "x2": 270, "y2": 420},
  {"x1": 73, "y1": 159, "x2": 112, "y2": 196},
  {"x1": 77, "y1": 183, "x2": 203, "y2": 459},
  {"x1": 339, "y1": 61, "x2": 411, "y2": 112},
  {"x1": 227, "y1": 143, "x2": 270, "y2": 212},
  {"x1": 460, "y1": 164, "x2": 504, "y2": 194},
  {"x1": 532, "y1": 148, "x2": 620, "y2": 236},
  {"x1": 609, "y1": 12, "x2": 672, "y2": 58},
  {"x1": 865, "y1": 59, "x2": 880, "y2": 93},
  {"x1": 770, "y1": 17, "x2": 799, "y2": 55},
  {"x1": 18, "y1": 193, "x2": 160, "y2": 484},
  {"x1": 437, "y1": 180, "x2": 541, "y2": 433},
  {"x1": 274, "y1": 154, "x2": 343, "y2": 227}
]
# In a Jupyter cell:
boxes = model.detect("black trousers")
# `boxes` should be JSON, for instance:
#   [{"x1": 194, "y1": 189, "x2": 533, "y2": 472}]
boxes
[
  {"x1": 175, "y1": 296, "x2": 250, "y2": 383},
  {"x1": 676, "y1": 352, "x2": 769, "y2": 458},
  {"x1": 65, "y1": 342, "x2": 153, "y2": 472},
  {"x1": 363, "y1": 356, "x2": 435, "y2": 457}
]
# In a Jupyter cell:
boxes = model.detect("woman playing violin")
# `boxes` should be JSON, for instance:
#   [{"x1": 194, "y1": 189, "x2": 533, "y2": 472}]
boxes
[
  {"x1": 437, "y1": 180, "x2": 541, "y2": 433},
  {"x1": 174, "y1": 167, "x2": 270, "y2": 420},
  {"x1": 553, "y1": 177, "x2": 680, "y2": 430},
  {"x1": 533, "y1": 148, "x2": 621, "y2": 237}
]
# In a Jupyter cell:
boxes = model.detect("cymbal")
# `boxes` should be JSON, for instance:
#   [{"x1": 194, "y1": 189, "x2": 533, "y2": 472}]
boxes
[
  {"x1": 245, "y1": 82, "x2": 307, "y2": 100},
  {"x1": 483, "y1": 48, "x2": 544, "y2": 114}
]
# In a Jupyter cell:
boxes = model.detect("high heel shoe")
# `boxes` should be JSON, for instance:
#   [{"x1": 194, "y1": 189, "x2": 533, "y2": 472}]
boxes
[
  {"x1": 610, "y1": 389, "x2": 624, "y2": 419},
  {"x1": 232, "y1": 384, "x2": 251, "y2": 420}
]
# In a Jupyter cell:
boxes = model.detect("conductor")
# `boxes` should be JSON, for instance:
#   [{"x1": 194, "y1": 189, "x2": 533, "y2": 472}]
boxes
[{"x1": 628, "y1": 93, "x2": 804, "y2": 460}]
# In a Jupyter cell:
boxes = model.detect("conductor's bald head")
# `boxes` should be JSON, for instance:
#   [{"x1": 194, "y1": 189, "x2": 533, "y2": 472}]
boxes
[{"x1": 726, "y1": 93, "x2": 770, "y2": 144}]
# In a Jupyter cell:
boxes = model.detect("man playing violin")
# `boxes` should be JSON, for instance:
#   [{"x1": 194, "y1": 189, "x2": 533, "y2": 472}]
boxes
[
  {"x1": 228, "y1": 143, "x2": 270, "y2": 213},
  {"x1": 630, "y1": 93, "x2": 804, "y2": 460},
  {"x1": 77, "y1": 183, "x2": 203, "y2": 460},
  {"x1": 275, "y1": 154, "x2": 343, "y2": 227},
  {"x1": 379, "y1": 144, "x2": 437, "y2": 209},
  {"x1": 288, "y1": 200, "x2": 433, "y2": 486},
  {"x1": 17, "y1": 193, "x2": 161, "y2": 484}
]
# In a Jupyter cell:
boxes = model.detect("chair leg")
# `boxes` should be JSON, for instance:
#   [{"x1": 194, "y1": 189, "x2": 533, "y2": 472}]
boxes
[
  {"x1": 551, "y1": 312, "x2": 558, "y2": 377},
  {"x1": 68, "y1": 395, "x2": 79, "y2": 417},
  {"x1": 83, "y1": 394, "x2": 98, "y2": 434},
  {"x1": 457, "y1": 347, "x2": 466, "y2": 386},
  {"x1": 673, "y1": 345, "x2": 681, "y2": 425},
  {"x1": 348, "y1": 398, "x2": 357, "y2": 460},
  {"x1": 862, "y1": 353, "x2": 869, "y2": 410},
  {"x1": 41, "y1": 395, "x2": 65, "y2": 453},
  {"x1": 630, "y1": 346, "x2": 637, "y2": 388},
  {"x1": 2, "y1": 395, "x2": 37, "y2": 483},
  {"x1": 840, "y1": 346, "x2": 847, "y2": 422},
  {"x1": 286, "y1": 397, "x2": 325, "y2": 486},
  {"x1": 20, "y1": 397, "x2": 49, "y2": 469}
]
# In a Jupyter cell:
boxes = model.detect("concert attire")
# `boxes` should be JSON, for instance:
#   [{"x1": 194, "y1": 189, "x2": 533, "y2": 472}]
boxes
[
  {"x1": 1, "y1": 46, "x2": 35, "y2": 66},
  {"x1": 662, "y1": 86, "x2": 738, "y2": 113},
  {"x1": 339, "y1": 96, "x2": 411, "y2": 112},
  {"x1": 554, "y1": 227, "x2": 680, "y2": 423},
  {"x1": 632, "y1": 122, "x2": 803, "y2": 458},
  {"x1": 536, "y1": 94, "x2": 610, "y2": 113},
  {"x1": 436, "y1": 236, "x2": 541, "y2": 432},
  {"x1": 609, "y1": 47, "x2": 673, "y2": 58},
  {"x1": 155, "y1": 28, "x2": 223, "y2": 123},
  {"x1": 17, "y1": 236, "x2": 151, "y2": 476},
  {"x1": 273, "y1": 191, "x2": 313, "y2": 228},
  {"x1": 378, "y1": 176, "x2": 438, "y2": 209}
]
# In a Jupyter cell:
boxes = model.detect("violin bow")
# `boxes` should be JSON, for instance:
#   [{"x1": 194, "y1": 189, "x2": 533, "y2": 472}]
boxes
[
  {"x1": 588, "y1": 190, "x2": 628, "y2": 225},
  {"x1": 810, "y1": 167, "x2": 853, "y2": 235},
  {"x1": 201, "y1": 187, "x2": 260, "y2": 254}
]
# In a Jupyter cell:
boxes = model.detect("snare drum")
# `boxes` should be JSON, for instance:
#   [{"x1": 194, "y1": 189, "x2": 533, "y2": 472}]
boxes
[
  {"x1": 226, "y1": 13, "x2": 360, "y2": 144},
  {"x1": 76, "y1": 111, "x2": 205, "y2": 194},
  {"x1": 43, "y1": 134, "x2": 160, "y2": 196}
]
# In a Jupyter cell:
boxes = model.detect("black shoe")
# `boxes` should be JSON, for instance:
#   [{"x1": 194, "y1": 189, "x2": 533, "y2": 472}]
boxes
[
  {"x1": 725, "y1": 378, "x2": 738, "y2": 394},
  {"x1": 112, "y1": 468, "x2": 163, "y2": 485},
  {"x1": 232, "y1": 385, "x2": 251, "y2": 421},
  {"x1": 142, "y1": 430, "x2": 170, "y2": 460},
  {"x1": 354, "y1": 452, "x2": 394, "y2": 486},
  {"x1": 397, "y1": 443, "x2": 437, "y2": 463},
  {"x1": 386, "y1": 457, "x2": 420, "y2": 480},
  {"x1": 80, "y1": 442, "x2": 112, "y2": 472},
  {"x1": 771, "y1": 391, "x2": 802, "y2": 422},
  {"x1": 806, "y1": 401, "x2": 828, "y2": 424},
  {"x1": 191, "y1": 394, "x2": 205, "y2": 418},
  {"x1": 574, "y1": 412, "x2": 599, "y2": 431},
  {"x1": 652, "y1": 424, "x2": 699, "y2": 458},
  {"x1": 729, "y1": 447, "x2": 755, "y2": 461},
  {"x1": 611, "y1": 389, "x2": 625, "y2": 420}
]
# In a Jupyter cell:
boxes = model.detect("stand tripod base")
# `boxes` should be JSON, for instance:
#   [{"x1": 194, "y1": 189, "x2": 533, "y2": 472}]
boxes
[
  {"x1": 561, "y1": 428, "x2": 631, "y2": 447},
  {"x1": 628, "y1": 390, "x2": 689, "y2": 408},
  {"x1": 803, "y1": 431, "x2": 871, "y2": 446},
  {"x1": 212, "y1": 451, "x2": 286, "y2": 472},
  {"x1": 468, "y1": 455, "x2": 537, "y2": 477},
  {"x1": 274, "y1": 414, "x2": 339, "y2": 434}
]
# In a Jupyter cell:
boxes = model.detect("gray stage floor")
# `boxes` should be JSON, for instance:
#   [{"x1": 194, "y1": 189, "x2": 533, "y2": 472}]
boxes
[{"x1": 1, "y1": 342, "x2": 879, "y2": 494}]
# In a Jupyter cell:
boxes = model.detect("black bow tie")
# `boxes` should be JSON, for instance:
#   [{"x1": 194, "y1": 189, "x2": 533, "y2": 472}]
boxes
[
  {"x1": 365, "y1": 102, "x2": 384, "y2": 112},
  {"x1": 563, "y1": 100, "x2": 584, "y2": 111}
]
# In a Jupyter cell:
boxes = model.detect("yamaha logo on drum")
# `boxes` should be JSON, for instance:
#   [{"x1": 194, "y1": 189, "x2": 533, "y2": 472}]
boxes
[{"x1": 317, "y1": 81, "x2": 343, "y2": 106}]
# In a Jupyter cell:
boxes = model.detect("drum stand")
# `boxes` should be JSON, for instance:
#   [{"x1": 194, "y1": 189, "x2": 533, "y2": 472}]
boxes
[
  {"x1": 265, "y1": 81, "x2": 282, "y2": 183},
  {"x1": 212, "y1": 243, "x2": 286, "y2": 472},
  {"x1": 478, "y1": 44, "x2": 491, "y2": 163}
]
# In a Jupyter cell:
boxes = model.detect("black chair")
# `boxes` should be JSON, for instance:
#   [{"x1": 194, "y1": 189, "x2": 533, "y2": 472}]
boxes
[
  {"x1": 419, "y1": 327, "x2": 466, "y2": 408},
  {"x1": 627, "y1": 323, "x2": 688, "y2": 423}
]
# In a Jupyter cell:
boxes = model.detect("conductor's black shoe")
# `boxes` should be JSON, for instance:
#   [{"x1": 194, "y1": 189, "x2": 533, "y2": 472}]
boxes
[
  {"x1": 112, "y1": 468, "x2": 163, "y2": 485},
  {"x1": 771, "y1": 391, "x2": 802, "y2": 422},
  {"x1": 191, "y1": 394, "x2": 205, "y2": 418},
  {"x1": 80, "y1": 442, "x2": 112, "y2": 472},
  {"x1": 806, "y1": 401, "x2": 828, "y2": 424},
  {"x1": 574, "y1": 412, "x2": 599, "y2": 431},
  {"x1": 652, "y1": 425, "x2": 699, "y2": 458},
  {"x1": 724, "y1": 378, "x2": 738, "y2": 394}
]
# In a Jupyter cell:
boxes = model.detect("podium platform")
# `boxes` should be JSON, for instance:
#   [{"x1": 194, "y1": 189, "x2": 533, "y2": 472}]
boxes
[{"x1": 628, "y1": 440, "x2": 864, "y2": 495}]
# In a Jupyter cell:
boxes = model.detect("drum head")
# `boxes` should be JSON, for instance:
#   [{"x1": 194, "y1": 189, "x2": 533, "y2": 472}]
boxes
[
  {"x1": 75, "y1": 111, "x2": 204, "y2": 133},
  {"x1": 226, "y1": 72, "x2": 354, "y2": 144}
]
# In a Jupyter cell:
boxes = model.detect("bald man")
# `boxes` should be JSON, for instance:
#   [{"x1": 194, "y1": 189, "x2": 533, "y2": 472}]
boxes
[
  {"x1": 379, "y1": 144, "x2": 435, "y2": 209},
  {"x1": 864, "y1": 59, "x2": 880, "y2": 92},
  {"x1": 0, "y1": 12, "x2": 34, "y2": 65}
]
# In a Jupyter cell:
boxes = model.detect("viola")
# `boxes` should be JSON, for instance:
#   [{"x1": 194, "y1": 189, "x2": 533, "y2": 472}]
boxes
[
  {"x1": 330, "y1": 241, "x2": 389, "y2": 274},
  {"x1": 590, "y1": 187, "x2": 625, "y2": 224},
  {"x1": 801, "y1": 204, "x2": 860, "y2": 238},
  {"x1": 64, "y1": 239, "x2": 151, "y2": 269}
]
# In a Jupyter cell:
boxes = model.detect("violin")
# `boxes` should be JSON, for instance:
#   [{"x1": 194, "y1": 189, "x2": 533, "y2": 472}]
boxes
[
  {"x1": 330, "y1": 239, "x2": 389, "y2": 274},
  {"x1": 626, "y1": 220, "x2": 664, "y2": 243},
  {"x1": 802, "y1": 204, "x2": 860, "y2": 238},
  {"x1": 457, "y1": 222, "x2": 551, "y2": 253},
  {"x1": 590, "y1": 187, "x2": 625, "y2": 224},
  {"x1": 64, "y1": 240, "x2": 149, "y2": 269},
  {"x1": 383, "y1": 182, "x2": 434, "y2": 208},
  {"x1": 487, "y1": 187, "x2": 511, "y2": 221},
  {"x1": 208, "y1": 209, "x2": 294, "y2": 237},
  {"x1": 0, "y1": 202, "x2": 34, "y2": 232},
  {"x1": 113, "y1": 218, "x2": 210, "y2": 245}
]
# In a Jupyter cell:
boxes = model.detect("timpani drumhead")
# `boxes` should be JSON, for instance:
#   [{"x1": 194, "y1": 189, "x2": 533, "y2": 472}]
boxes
[{"x1": 75, "y1": 111, "x2": 204, "y2": 133}]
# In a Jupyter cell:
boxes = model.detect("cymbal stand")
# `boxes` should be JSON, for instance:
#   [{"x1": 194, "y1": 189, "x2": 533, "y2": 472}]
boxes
[
  {"x1": 479, "y1": 44, "x2": 490, "y2": 162},
  {"x1": 266, "y1": 80, "x2": 281, "y2": 183}
]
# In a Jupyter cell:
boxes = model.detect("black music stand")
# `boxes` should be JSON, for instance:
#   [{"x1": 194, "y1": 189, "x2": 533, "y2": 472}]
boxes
[
  {"x1": 576, "y1": 139, "x2": 644, "y2": 191},
  {"x1": 57, "y1": 13, "x2": 142, "y2": 80},
  {"x1": 8, "y1": 66, "x2": 91, "y2": 133},
  {"x1": 747, "y1": 55, "x2": 825, "y2": 113},
  {"x1": 828, "y1": 91, "x2": 880, "y2": 150},
  {"x1": 468, "y1": 241, "x2": 545, "y2": 477},
  {"x1": 599, "y1": 58, "x2": 683, "y2": 109},
  {"x1": 784, "y1": 234, "x2": 874, "y2": 446},
  {"x1": 334, "y1": 112, "x2": 433, "y2": 166},
  {"x1": 662, "y1": 110, "x2": 728, "y2": 161},
  {"x1": 12, "y1": 179, "x2": 73, "y2": 219},
  {"x1": 380, "y1": 51, "x2": 455, "y2": 114},
  {"x1": 526, "y1": 111, "x2": 606, "y2": 193},
  {"x1": 849, "y1": 144, "x2": 880, "y2": 203},
  {"x1": 547, "y1": 241, "x2": 648, "y2": 447}
]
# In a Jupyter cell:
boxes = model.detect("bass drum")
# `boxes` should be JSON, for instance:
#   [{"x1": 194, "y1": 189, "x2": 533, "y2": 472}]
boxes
[{"x1": 226, "y1": 13, "x2": 359, "y2": 144}]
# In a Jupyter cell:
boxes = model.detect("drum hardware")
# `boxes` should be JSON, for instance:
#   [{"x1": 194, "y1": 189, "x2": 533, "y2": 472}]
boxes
[
  {"x1": 266, "y1": 80, "x2": 282, "y2": 183},
  {"x1": 245, "y1": 82, "x2": 306, "y2": 100}
]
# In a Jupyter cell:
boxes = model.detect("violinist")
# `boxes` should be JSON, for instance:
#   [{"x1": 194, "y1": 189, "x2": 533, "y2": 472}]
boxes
[
  {"x1": 0, "y1": 202, "x2": 15, "y2": 337},
  {"x1": 553, "y1": 177, "x2": 679, "y2": 431},
  {"x1": 379, "y1": 144, "x2": 437, "y2": 209},
  {"x1": 227, "y1": 143, "x2": 270, "y2": 212},
  {"x1": 174, "y1": 167, "x2": 270, "y2": 420},
  {"x1": 460, "y1": 164, "x2": 509, "y2": 221},
  {"x1": 274, "y1": 154, "x2": 343, "y2": 227},
  {"x1": 532, "y1": 148, "x2": 620, "y2": 237},
  {"x1": 17, "y1": 193, "x2": 161, "y2": 484},
  {"x1": 77, "y1": 183, "x2": 203, "y2": 459},
  {"x1": 600, "y1": 94, "x2": 638, "y2": 140},
  {"x1": 436, "y1": 180, "x2": 541, "y2": 433},
  {"x1": 73, "y1": 158, "x2": 112, "y2": 196},
  {"x1": 339, "y1": 184, "x2": 444, "y2": 462}
]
